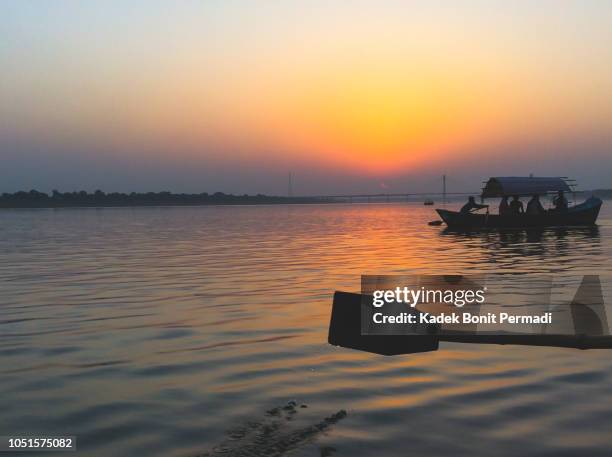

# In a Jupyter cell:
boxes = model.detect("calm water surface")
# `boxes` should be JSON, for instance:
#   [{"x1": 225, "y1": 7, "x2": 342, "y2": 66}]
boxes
[{"x1": 1, "y1": 203, "x2": 612, "y2": 456}]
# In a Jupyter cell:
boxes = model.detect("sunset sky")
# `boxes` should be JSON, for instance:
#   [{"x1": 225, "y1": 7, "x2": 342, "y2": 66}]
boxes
[{"x1": 1, "y1": 1, "x2": 611, "y2": 194}]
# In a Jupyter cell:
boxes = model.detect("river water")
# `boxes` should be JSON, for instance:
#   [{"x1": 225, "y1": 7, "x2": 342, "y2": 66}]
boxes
[{"x1": 1, "y1": 203, "x2": 611, "y2": 456}]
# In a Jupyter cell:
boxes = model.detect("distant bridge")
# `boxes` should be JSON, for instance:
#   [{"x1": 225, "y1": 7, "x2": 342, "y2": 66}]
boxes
[
  {"x1": 288, "y1": 174, "x2": 584, "y2": 203},
  {"x1": 303, "y1": 191, "x2": 586, "y2": 203},
  {"x1": 302, "y1": 192, "x2": 477, "y2": 203},
  {"x1": 291, "y1": 174, "x2": 478, "y2": 203}
]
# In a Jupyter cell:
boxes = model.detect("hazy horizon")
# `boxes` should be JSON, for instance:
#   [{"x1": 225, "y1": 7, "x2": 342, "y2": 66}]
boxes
[{"x1": 2, "y1": 1, "x2": 611, "y2": 194}]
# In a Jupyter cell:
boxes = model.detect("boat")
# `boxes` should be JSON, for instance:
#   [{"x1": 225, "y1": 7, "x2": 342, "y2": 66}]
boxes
[
  {"x1": 436, "y1": 177, "x2": 602, "y2": 229},
  {"x1": 424, "y1": 199, "x2": 434, "y2": 205}
]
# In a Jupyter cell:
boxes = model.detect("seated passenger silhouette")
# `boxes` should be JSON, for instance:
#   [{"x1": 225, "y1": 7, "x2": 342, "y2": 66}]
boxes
[
  {"x1": 526, "y1": 194, "x2": 545, "y2": 215},
  {"x1": 499, "y1": 196, "x2": 510, "y2": 215},
  {"x1": 509, "y1": 195, "x2": 524, "y2": 215},
  {"x1": 553, "y1": 190, "x2": 568, "y2": 211},
  {"x1": 460, "y1": 196, "x2": 488, "y2": 214}
]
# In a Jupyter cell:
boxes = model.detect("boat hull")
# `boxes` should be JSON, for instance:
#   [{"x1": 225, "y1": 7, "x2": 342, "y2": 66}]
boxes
[{"x1": 436, "y1": 197, "x2": 602, "y2": 229}]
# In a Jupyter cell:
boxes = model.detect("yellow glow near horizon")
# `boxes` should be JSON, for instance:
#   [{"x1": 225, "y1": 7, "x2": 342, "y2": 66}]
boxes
[{"x1": 280, "y1": 66, "x2": 486, "y2": 172}]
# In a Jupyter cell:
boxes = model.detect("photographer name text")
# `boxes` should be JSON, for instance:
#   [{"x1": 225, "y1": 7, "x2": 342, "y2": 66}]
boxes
[{"x1": 373, "y1": 311, "x2": 552, "y2": 325}]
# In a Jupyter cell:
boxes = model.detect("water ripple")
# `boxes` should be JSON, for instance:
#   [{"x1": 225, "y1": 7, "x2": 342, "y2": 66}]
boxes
[{"x1": 1, "y1": 204, "x2": 611, "y2": 456}]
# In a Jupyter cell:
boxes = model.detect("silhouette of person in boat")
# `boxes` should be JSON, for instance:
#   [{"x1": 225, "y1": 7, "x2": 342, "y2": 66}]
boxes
[
  {"x1": 460, "y1": 196, "x2": 488, "y2": 214},
  {"x1": 499, "y1": 196, "x2": 510, "y2": 215},
  {"x1": 509, "y1": 195, "x2": 524, "y2": 215},
  {"x1": 526, "y1": 194, "x2": 545, "y2": 215},
  {"x1": 553, "y1": 190, "x2": 568, "y2": 211}
]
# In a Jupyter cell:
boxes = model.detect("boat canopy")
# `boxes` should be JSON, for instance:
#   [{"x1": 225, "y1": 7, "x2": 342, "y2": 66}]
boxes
[{"x1": 481, "y1": 177, "x2": 572, "y2": 198}]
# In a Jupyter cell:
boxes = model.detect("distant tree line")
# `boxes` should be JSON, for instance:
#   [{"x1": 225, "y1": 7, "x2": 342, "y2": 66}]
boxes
[{"x1": 0, "y1": 190, "x2": 327, "y2": 208}]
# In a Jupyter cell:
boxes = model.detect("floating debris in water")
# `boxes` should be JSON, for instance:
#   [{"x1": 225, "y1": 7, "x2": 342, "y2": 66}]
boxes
[
  {"x1": 320, "y1": 445, "x2": 337, "y2": 457},
  {"x1": 266, "y1": 407, "x2": 281, "y2": 416},
  {"x1": 283, "y1": 400, "x2": 297, "y2": 411},
  {"x1": 196, "y1": 403, "x2": 347, "y2": 457}
]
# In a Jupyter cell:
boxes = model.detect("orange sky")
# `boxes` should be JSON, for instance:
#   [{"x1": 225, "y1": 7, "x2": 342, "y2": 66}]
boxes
[{"x1": 1, "y1": 1, "x2": 611, "y2": 192}]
